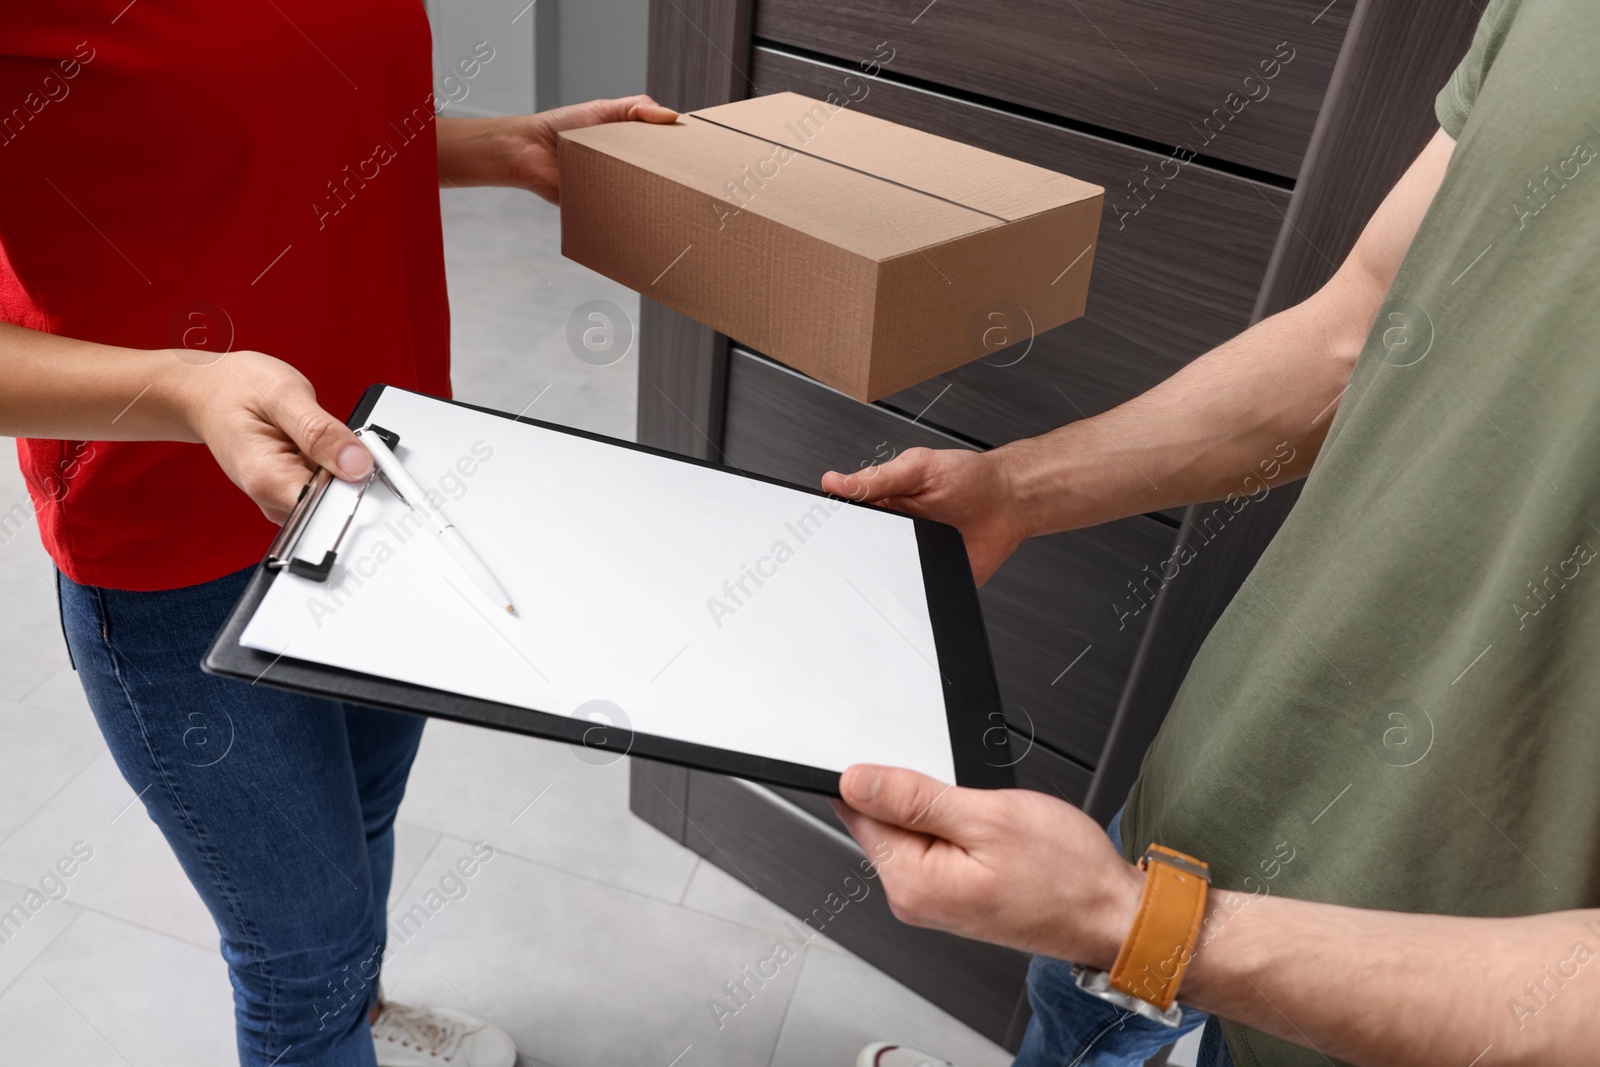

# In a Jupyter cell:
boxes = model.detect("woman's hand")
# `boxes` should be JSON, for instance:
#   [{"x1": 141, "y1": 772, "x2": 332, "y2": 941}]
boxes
[
  {"x1": 821, "y1": 448, "x2": 1030, "y2": 585},
  {"x1": 437, "y1": 95, "x2": 678, "y2": 202},
  {"x1": 172, "y1": 351, "x2": 372, "y2": 524},
  {"x1": 0, "y1": 324, "x2": 369, "y2": 525}
]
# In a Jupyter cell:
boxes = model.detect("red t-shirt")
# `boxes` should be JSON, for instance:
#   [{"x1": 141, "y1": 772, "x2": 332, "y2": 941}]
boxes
[{"x1": 0, "y1": 1, "x2": 451, "y2": 590}]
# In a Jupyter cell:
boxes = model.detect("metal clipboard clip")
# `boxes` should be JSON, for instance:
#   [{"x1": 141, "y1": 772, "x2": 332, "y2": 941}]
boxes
[{"x1": 264, "y1": 424, "x2": 400, "y2": 583}]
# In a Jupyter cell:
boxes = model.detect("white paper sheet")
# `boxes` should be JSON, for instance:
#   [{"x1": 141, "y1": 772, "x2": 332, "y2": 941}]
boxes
[{"x1": 240, "y1": 388, "x2": 956, "y2": 781}]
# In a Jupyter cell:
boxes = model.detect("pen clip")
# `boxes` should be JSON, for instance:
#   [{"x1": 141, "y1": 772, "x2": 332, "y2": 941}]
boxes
[{"x1": 354, "y1": 423, "x2": 411, "y2": 506}]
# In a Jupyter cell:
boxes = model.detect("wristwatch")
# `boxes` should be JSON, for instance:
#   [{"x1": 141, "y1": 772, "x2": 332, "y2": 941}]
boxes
[{"x1": 1073, "y1": 843, "x2": 1210, "y2": 1027}]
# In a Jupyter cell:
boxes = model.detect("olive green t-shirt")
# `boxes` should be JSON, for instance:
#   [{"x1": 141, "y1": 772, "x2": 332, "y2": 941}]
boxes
[{"x1": 1119, "y1": 3, "x2": 1600, "y2": 1064}]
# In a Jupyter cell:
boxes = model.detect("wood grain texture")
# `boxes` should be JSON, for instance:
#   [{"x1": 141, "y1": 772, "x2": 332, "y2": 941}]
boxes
[
  {"x1": 646, "y1": 0, "x2": 756, "y2": 111},
  {"x1": 769, "y1": 781, "x2": 841, "y2": 828},
  {"x1": 752, "y1": 0, "x2": 1351, "y2": 176},
  {"x1": 636, "y1": 0, "x2": 753, "y2": 456},
  {"x1": 684, "y1": 770, "x2": 1030, "y2": 1046},
  {"x1": 637, "y1": 297, "x2": 730, "y2": 460},
  {"x1": 1252, "y1": 0, "x2": 1482, "y2": 316},
  {"x1": 722, "y1": 351, "x2": 1180, "y2": 766},
  {"x1": 628, "y1": 758, "x2": 691, "y2": 842},
  {"x1": 1085, "y1": 0, "x2": 1482, "y2": 824},
  {"x1": 984, "y1": 519, "x2": 1180, "y2": 767},
  {"x1": 750, "y1": 47, "x2": 1288, "y2": 448},
  {"x1": 1009, "y1": 726, "x2": 1096, "y2": 807}
]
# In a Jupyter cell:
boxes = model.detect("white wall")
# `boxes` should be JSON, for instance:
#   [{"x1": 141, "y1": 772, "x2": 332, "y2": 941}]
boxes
[
  {"x1": 553, "y1": 0, "x2": 649, "y2": 107},
  {"x1": 424, "y1": 0, "x2": 649, "y2": 117},
  {"x1": 424, "y1": 0, "x2": 540, "y2": 117}
]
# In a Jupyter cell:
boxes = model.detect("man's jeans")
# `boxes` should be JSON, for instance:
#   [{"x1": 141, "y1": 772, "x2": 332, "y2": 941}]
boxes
[
  {"x1": 1011, "y1": 808, "x2": 1234, "y2": 1067},
  {"x1": 58, "y1": 566, "x2": 427, "y2": 1067}
]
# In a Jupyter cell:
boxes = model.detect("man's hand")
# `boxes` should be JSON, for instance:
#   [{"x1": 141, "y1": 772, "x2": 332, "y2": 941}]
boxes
[
  {"x1": 821, "y1": 448, "x2": 1029, "y2": 584},
  {"x1": 830, "y1": 764, "x2": 1141, "y2": 967},
  {"x1": 437, "y1": 96, "x2": 678, "y2": 202},
  {"x1": 838, "y1": 761, "x2": 1600, "y2": 1067},
  {"x1": 173, "y1": 351, "x2": 372, "y2": 524}
]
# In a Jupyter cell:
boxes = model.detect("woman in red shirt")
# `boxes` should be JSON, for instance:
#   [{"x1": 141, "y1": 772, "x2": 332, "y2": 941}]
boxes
[{"x1": 0, "y1": 4, "x2": 672, "y2": 1064}]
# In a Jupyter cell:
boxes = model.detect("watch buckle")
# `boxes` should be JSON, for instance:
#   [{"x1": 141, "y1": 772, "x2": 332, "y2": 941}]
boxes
[{"x1": 1072, "y1": 965, "x2": 1186, "y2": 1028}]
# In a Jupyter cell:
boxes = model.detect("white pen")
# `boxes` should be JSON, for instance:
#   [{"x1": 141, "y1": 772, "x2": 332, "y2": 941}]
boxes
[{"x1": 354, "y1": 426, "x2": 517, "y2": 616}]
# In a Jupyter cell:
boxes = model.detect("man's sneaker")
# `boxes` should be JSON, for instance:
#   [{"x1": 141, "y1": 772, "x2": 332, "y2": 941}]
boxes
[
  {"x1": 856, "y1": 1042, "x2": 959, "y2": 1067},
  {"x1": 372, "y1": 998, "x2": 516, "y2": 1067}
]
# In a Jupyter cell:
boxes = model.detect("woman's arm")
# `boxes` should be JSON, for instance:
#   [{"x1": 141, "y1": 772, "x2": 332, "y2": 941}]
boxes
[
  {"x1": 436, "y1": 95, "x2": 677, "y2": 202},
  {"x1": 0, "y1": 322, "x2": 371, "y2": 523}
]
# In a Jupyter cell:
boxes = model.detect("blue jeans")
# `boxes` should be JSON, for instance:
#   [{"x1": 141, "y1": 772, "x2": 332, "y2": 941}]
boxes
[
  {"x1": 1012, "y1": 808, "x2": 1234, "y2": 1067},
  {"x1": 58, "y1": 565, "x2": 427, "y2": 1067}
]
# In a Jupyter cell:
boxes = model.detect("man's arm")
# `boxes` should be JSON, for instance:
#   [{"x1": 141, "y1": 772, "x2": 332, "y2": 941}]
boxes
[
  {"x1": 833, "y1": 765, "x2": 1595, "y2": 1067},
  {"x1": 436, "y1": 96, "x2": 677, "y2": 203},
  {"x1": 1182, "y1": 881, "x2": 1593, "y2": 1066},
  {"x1": 822, "y1": 128, "x2": 1458, "y2": 583}
]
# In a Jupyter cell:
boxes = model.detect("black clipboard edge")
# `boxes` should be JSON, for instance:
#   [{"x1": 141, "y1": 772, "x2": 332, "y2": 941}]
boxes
[
  {"x1": 203, "y1": 383, "x2": 1009, "y2": 796},
  {"x1": 917, "y1": 520, "x2": 1015, "y2": 790}
]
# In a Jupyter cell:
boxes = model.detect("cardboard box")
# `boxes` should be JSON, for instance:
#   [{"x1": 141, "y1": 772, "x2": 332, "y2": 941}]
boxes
[{"x1": 558, "y1": 92, "x2": 1103, "y2": 402}]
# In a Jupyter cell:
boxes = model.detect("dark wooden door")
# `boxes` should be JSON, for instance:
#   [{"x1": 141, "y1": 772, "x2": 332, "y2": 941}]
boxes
[{"x1": 628, "y1": 0, "x2": 1481, "y2": 1047}]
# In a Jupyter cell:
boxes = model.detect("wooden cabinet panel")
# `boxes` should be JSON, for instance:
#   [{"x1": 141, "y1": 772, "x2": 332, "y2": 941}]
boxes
[
  {"x1": 722, "y1": 351, "x2": 1179, "y2": 765},
  {"x1": 633, "y1": 0, "x2": 1479, "y2": 1050},
  {"x1": 684, "y1": 772, "x2": 1029, "y2": 1044},
  {"x1": 1010, "y1": 727, "x2": 1097, "y2": 808},
  {"x1": 983, "y1": 520, "x2": 1178, "y2": 766},
  {"x1": 752, "y1": 0, "x2": 1348, "y2": 177},
  {"x1": 721, "y1": 348, "x2": 975, "y2": 495},
  {"x1": 750, "y1": 47, "x2": 1289, "y2": 448}
]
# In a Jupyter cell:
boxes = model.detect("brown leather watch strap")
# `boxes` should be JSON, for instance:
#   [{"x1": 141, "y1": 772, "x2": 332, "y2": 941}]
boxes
[{"x1": 1107, "y1": 843, "x2": 1210, "y2": 1010}]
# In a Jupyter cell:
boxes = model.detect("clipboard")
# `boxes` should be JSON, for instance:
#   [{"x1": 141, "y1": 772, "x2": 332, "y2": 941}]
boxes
[{"x1": 204, "y1": 384, "x2": 1012, "y2": 795}]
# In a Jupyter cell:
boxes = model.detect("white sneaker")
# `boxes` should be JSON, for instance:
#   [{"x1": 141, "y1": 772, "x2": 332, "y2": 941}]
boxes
[
  {"x1": 856, "y1": 1042, "x2": 959, "y2": 1067},
  {"x1": 371, "y1": 998, "x2": 516, "y2": 1067}
]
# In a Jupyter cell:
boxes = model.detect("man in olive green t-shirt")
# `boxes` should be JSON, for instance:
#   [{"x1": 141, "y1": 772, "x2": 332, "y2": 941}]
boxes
[{"x1": 827, "y1": 2, "x2": 1599, "y2": 1065}]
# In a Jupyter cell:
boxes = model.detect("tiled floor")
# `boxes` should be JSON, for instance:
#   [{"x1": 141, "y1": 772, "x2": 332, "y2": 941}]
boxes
[{"x1": 0, "y1": 188, "x2": 1014, "y2": 1067}]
